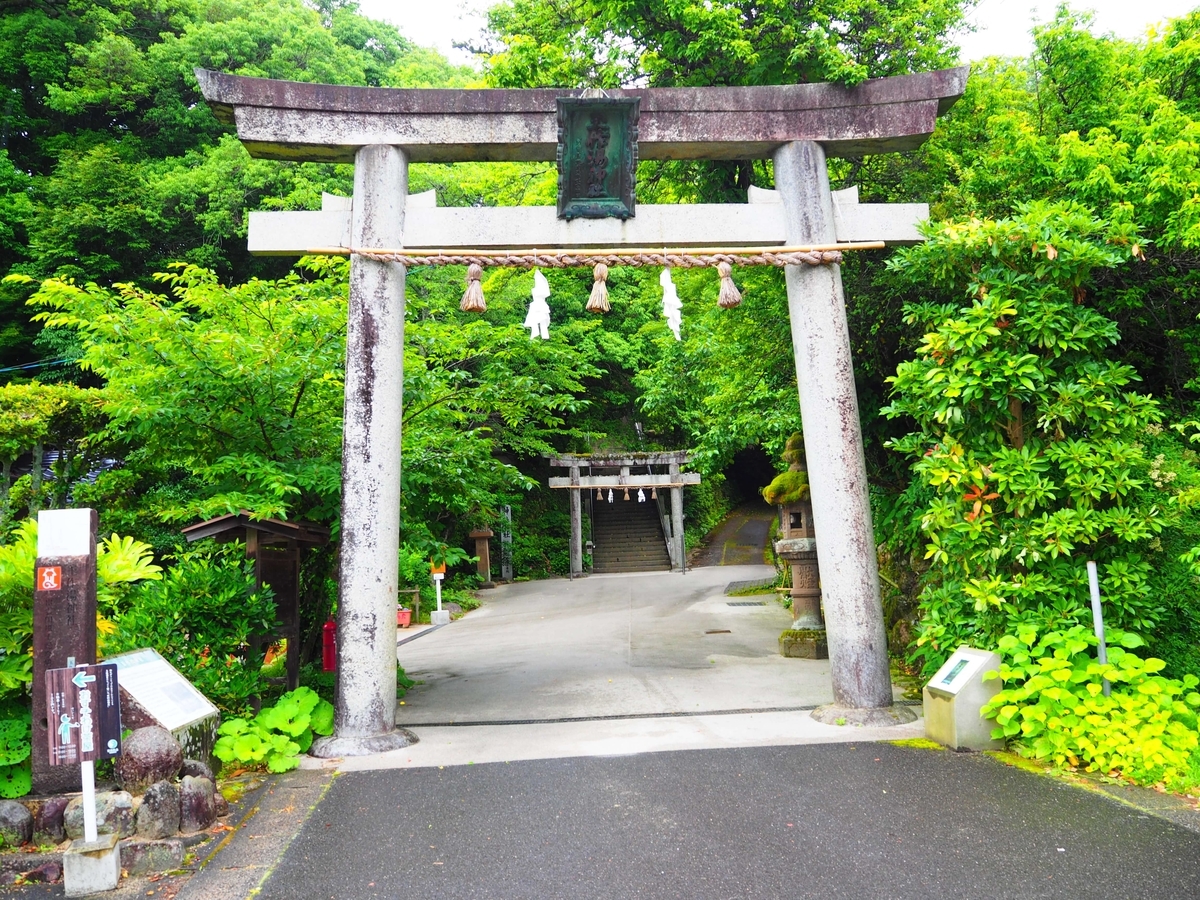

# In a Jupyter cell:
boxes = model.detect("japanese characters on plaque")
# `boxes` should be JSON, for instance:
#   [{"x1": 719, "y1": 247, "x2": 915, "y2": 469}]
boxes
[
  {"x1": 556, "y1": 97, "x2": 640, "y2": 221},
  {"x1": 45, "y1": 663, "x2": 122, "y2": 766}
]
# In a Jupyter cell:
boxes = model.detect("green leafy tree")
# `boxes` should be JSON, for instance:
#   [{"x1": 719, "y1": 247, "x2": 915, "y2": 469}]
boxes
[
  {"x1": 104, "y1": 543, "x2": 275, "y2": 714},
  {"x1": 482, "y1": 0, "x2": 970, "y2": 89},
  {"x1": 883, "y1": 203, "x2": 1174, "y2": 677}
]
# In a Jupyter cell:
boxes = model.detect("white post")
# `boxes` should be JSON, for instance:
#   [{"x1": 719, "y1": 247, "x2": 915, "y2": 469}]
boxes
[
  {"x1": 773, "y1": 141, "x2": 911, "y2": 725},
  {"x1": 431, "y1": 572, "x2": 448, "y2": 625},
  {"x1": 1086, "y1": 560, "x2": 1111, "y2": 697},
  {"x1": 311, "y1": 144, "x2": 414, "y2": 757},
  {"x1": 80, "y1": 760, "x2": 97, "y2": 843}
]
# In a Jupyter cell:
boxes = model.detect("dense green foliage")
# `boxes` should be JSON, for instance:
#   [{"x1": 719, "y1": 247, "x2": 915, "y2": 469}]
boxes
[
  {"x1": 213, "y1": 686, "x2": 334, "y2": 773},
  {"x1": 2, "y1": 0, "x2": 1200, "y2": 788},
  {"x1": 982, "y1": 626, "x2": 1200, "y2": 789},
  {"x1": 882, "y1": 203, "x2": 1175, "y2": 677},
  {"x1": 103, "y1": 543, "x2": 277, "y2": 714}
]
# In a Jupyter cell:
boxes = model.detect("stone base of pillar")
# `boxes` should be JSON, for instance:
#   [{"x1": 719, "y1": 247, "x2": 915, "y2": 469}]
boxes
[
  {"x1": 309, "y1": 727, "x2": 418, "y2": 758},
  {"x1": 811, "y1": 704, "x2": 917, "y2": 727},
  {"x1": 64, "y1": 833, "x2": 120, "y2": 897},
  {"x1": 780, "y1": 628, "x2": 828, "y2": 659}
]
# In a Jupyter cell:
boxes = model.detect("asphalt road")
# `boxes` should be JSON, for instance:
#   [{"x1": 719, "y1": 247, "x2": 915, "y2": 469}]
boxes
[{"x1": 255, "y1": 742, "x2": 1200, "y2": 900}]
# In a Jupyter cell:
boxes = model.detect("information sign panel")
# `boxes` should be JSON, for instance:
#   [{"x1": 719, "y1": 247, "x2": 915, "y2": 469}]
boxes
[
  {"x1": 926, "y1": 647, "x2": 994, "y2": 699},
  {"x1": 45, "y1": 663, "x2": 121, "y2": 766},
  {"x1": 109, "y1": 649, "x2": 218, "y2": 732}
]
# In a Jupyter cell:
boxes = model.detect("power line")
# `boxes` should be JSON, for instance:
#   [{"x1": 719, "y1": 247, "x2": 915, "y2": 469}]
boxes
[{"x1": 0, "y1": 357, "x2": 74, "y2": 374}]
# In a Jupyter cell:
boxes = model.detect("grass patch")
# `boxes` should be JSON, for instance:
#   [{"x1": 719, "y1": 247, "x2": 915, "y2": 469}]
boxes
[{"x1": 888, "y1": 737, "x2": 946, "y2": 751}]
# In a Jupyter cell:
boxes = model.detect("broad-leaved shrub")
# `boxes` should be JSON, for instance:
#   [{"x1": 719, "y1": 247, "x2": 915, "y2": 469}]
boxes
[{"x1": 982, "y1": 625, "x2": 1200, "y2": 788}]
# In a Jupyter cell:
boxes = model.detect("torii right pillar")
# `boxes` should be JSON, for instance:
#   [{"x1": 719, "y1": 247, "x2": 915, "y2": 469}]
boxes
[{"x1": 775, "y1": 141, "x2": 915, "y2": 726}]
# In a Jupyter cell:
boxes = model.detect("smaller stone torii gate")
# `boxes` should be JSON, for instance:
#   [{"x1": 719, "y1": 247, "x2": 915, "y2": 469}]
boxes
[
  {"x1": 548, "y1": 452, "x2": 700, "y2": 576},
  {"x1": 197, "y1": 65, "x2": 967, "y2": 755}
]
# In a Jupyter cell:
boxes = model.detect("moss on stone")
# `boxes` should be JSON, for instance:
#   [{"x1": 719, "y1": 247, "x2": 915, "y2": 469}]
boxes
[
  {"x1": 888, "y1": 737, "x2": 946, "y2": 751},
  {"x1": 762, "y1": 469, "x2": 809, "y2": 505},
  {"x1": 780, "y1": 628, "x2": 825, "y2": 641}
]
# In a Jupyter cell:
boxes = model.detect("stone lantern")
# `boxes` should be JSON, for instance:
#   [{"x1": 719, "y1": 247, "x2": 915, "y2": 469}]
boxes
[{"x1": 765, "y1": 433, "x2": 828, "y2": 659}]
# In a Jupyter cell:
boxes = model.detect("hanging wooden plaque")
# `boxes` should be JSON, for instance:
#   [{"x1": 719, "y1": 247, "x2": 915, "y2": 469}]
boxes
[{"x1": 556, "y1": 98, "x2": 639, "y2": 220}]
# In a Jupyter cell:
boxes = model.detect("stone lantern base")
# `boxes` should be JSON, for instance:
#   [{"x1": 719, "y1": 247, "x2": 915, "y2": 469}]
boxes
[
  {"x1": 780, "y1": 628, "x2": 828, "y2": 659},
  {"x1": 774, "y1": 537, "x2": 828, "y2": 659}
]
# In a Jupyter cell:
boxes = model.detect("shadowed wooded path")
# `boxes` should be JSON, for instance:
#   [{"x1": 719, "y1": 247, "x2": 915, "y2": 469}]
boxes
[{"x1": 691, "y1": 502, "x2": 775, "y2": 567}]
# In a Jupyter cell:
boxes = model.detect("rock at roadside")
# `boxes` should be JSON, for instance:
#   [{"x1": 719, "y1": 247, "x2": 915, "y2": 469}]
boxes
[
  {"x1": 20, "y1": 861, "x2": 60, "y2": 884},
  {"x1": 64, "y1": 791, "x2": 135, "y2": 840},
  {"x1": 214, "y1": 791, "x2": 229, "y2": 818},
  {"x1": 116, "y1": 727, "x2": 183, "y2": 794},
  {"x1": 178, "y1": 776, "x2": 216, "y2": 833},
  {"x1": 20, "y1": 864, "x2": 60, "y2": 883},
  {"x1": 135, "y1": 781, "x2": 180, "y2": 839},
  {"x1": 120, "y1": 838, "x2": 184, "y2": 876},
  {"x1": 180, "y1": 759, "x2": 213, "y2": 782},
  {"x1": 0, "y1": 799, "x2": 33, "y2": 846},
  {"x1": 31, "y1": 796, "x2": 68, "y2": 843}
]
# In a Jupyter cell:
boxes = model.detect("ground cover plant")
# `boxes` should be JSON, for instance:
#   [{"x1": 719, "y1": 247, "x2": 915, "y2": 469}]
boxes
[
  {"x1": 982, "y1": 626, "x2": 1200, "y2": 790},
  {"x1": 213, "y1": 686, "x2": 334, "y2": 773}
]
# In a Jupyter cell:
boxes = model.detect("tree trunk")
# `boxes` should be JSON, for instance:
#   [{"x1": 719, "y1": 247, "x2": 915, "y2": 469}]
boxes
[
  {"x1": 1006, "y1": 397, "x2": 1025, "y2": 449},
  {"x1": 0, "y1": 458, "x2": 11, "y2": 532},
  {"x1": 29, "y1": 443, "x2": 43, "y2": 514}
]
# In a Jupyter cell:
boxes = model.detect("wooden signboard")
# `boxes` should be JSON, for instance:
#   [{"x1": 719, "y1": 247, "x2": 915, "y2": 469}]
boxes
[
  {"x1": 32, "y1": 508, "x2": 99, "y2": 793},
  {"x1": 45, "y1": 663, "x2": 121, "y2": 766}
]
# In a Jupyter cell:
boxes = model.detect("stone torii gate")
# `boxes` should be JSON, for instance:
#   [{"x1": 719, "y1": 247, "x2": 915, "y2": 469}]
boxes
[
  {"x1": 197, "y1": 66, "x2": 967, "y2": 755},
  {"x1": 548, "y1": 451, "x2": 701, "y2": 575}
]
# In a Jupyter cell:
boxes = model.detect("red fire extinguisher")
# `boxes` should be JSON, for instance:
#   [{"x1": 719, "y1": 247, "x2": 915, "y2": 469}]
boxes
[{"x1": 322, "y1": 618, "x2": 338, "y2": 672}]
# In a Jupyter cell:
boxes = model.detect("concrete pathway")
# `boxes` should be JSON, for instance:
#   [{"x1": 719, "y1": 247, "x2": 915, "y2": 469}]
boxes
[{"x1": 299, "y1": 564, "x2": 919, "y2": 772}]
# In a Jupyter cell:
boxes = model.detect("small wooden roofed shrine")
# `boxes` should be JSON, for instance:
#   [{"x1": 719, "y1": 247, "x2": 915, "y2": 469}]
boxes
[
  {"x1": 182, "y1": 512, "x2": 329, "y2": 691},
  {"x1": 548, "y1": 451, "x2": 699, "y2": 576}
]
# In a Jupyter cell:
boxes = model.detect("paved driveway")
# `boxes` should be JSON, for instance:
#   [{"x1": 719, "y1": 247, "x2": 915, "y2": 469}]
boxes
[
  {"x1": 172, "y1": 569, "x2": 1200, "y2": 900},
  {"x1": 310, "y1": 565, "x2": 921, "y2": 773},
  {"x1": 268, "y1": 744, "x2": 1200, "y2": 900}
]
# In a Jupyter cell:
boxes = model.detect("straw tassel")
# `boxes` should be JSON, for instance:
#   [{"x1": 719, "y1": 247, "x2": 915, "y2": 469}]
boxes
[
  {"x1": 460, "y1": 263, "x2": 486, "y2": 312},
  {"x1": 716, "y1": 261, "x2": 742, "y2": 308},
  {"x1": 587, "y1": 263, "x2": 610, "y2": 313}
]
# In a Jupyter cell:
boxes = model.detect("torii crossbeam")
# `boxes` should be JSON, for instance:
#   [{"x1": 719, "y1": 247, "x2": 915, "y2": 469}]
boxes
[{"x1": 197, "y1": 66, "x2": 968, "y2": 755}]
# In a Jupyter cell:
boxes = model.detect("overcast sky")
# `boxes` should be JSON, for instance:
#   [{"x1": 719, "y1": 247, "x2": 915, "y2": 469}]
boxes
[{"x1": 359, "y1": 0, "x2": 1199, "y2": 67}]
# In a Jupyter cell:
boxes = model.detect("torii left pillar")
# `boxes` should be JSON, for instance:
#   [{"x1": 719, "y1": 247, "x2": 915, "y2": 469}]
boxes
[{"x1": 311, "y1": 145, "x2": 415, "y2": 757}]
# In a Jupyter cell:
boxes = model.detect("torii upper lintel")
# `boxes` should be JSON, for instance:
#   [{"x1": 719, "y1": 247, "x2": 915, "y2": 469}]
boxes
[{"x1": 194, "y1": 67, "x2": 968, "y2": 164}]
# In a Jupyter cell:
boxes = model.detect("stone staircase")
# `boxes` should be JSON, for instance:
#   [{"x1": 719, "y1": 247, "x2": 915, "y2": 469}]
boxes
[{"x1": 591, "y1": 496, "x2": 672, "y2": 573}]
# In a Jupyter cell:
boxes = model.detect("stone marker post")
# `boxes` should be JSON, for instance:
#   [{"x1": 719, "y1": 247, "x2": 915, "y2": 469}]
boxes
[
  {"x1": 311, "y1": 145, "x2": 415, "y2": 757},
  {"x1": 32, "y1": 508, "x2": 98, "y2": 794},
  {"x1": 774, "y1": 141, "x2": 913, "y2": 725}
]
